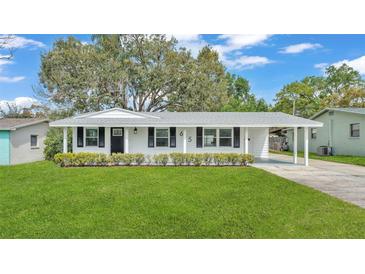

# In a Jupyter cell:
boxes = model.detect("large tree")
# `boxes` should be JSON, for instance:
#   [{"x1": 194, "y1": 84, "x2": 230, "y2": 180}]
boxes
[
  {"x1": 39, "y1": 35, "x2": 230, "y2": 113},
  {"x1": 273, "y1": 64, "x2": 365, "y2": 118},
  {"x1": 222, "y1": 74, "x2": 269, "y2": 112},
  {"x1": 273, "y1": 76, "x2": 325, "y2": 118}
]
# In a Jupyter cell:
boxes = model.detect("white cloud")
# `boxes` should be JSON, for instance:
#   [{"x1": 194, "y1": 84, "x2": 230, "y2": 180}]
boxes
[
  {"x1": 331, "y1": 56, "x2": 365, "y2": 75},
  {"x1": 279, "y1": 43, "x2": 322, "y2": 54},
  {"x1": 214, "y1": 34, "x2": 271, "y2": 56},
  {"x1": 169, "y1": 34, "x2": 207, "y2": 57},
  {"x1": 0, "y1": 35, "x2": 45, "y2": 49},
  {"x1": 225, "y1": 55, "x2": 273, "y2": 70},
  {"x1": 314, "y1": 62, "x2": 328, "y2": 69},
  {"x1": 314, "y1": 56, "x2": 365, "y2": 75},
  {"x1": 0, "y1": 97, "x2": 38, "y2": 111},
  {"x1": 0, "y1": 76, "x2": 25, "y2": 83},
  {"x1": 0, "y1": 59, "x2": 25, "y2": 82},
  {"x1": 167, "y1": 34, "x2": 273, "y2": 70}
]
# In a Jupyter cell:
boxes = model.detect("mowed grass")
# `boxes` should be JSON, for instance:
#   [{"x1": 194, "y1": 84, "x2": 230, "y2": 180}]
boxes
[
  {"x1": 270, "y1": 149, "x2": 365, "y2": 167},
  {"x1": 1, "y1": 161, "x2": 365, "y2": 239}
]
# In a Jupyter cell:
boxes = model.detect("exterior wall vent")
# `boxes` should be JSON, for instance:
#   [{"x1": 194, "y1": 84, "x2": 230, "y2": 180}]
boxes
[{"x1": 328, "y1": 110, "x2": 334, "y2": 116}]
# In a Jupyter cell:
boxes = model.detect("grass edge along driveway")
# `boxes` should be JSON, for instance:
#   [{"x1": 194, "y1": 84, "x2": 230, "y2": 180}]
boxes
[
  {"x1": 270, "y1": 149, "x2": 365, "y2": 167},
  {"x1": 1, "y1": 161, "x2": 365, "y2": 239}
]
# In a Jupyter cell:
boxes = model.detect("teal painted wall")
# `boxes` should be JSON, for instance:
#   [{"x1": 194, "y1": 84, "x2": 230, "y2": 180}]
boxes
[{"x1": 0, "y1": 130, "x2": 10, "y2": 165}]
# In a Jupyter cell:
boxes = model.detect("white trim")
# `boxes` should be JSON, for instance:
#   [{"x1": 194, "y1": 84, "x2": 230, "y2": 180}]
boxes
[
  {"x1": 51, "y1": 123, "x2": 323, "y2": 128},
  {"x1": 304, "y1": 127, "x2": 309, "y2": 166},
  {"x1": 155, "y1": 127, "x2": 169, "y2": 147},
  {"x1": 293, "y1": 127, "x2": 298, "y2": 164},
  {"x1": 244, "y1": 128, "x2": 248, "y2": 154},
  {"x1": 30, "y1": 134, "x2": 39, "y2": 149},
  {"x1": 218, "y1": 128, "x2": 233, "y2": 147},
  {"x1": 63, "y1": 127, "x2": 68, "y2": 153},
  {"x1": 203, "y1": 128, "x2": 218, "y2": 147},
  {"x1": 203, "y1": 127, "x2": 233, "y2": 148},
  {"x1": 85, "y1": 127, "x2": 99, "y2": 147}
]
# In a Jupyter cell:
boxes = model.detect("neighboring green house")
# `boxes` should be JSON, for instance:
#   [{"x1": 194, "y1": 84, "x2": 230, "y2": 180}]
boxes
[
  {"x1": 0, "y1": 118, "x2": 49, "y2": 165},
  {"x1": 287, "y1": 108, "x2": 365, "y2": 156}
]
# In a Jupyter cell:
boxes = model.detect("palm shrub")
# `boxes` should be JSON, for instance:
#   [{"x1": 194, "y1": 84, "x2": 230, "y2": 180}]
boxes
[
  {"x1": 170, "y1": 152, "x2": 185, "y2": 166},
  {"x1": 153, "y1": 154, "x2": 169, "y2": 166},
  {"x1": 192, "y1": 153, "x2": 204, "y2": 166}
]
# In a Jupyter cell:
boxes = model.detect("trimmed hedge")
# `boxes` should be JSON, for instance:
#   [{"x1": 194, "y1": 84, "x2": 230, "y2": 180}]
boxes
[{"x1": 54, "y1": 152, "x2": 254, "y2": 167}]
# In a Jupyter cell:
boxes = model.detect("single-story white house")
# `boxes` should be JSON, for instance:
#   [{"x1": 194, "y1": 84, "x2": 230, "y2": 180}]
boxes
[
  {"x1": 287, "y1": 108, "x2": 365, "y2": 156},
  {"x1": 50, "y1": 108, "x2": 322, "y2": 166},
  {"x1": 0, "y1": 118, "x2": 49, "y2": 165}
]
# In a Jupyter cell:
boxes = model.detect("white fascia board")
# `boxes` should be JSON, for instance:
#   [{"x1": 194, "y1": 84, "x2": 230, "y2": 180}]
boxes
[{"x1": 50, "y1": 123, "x2": 323, "y2": 128}]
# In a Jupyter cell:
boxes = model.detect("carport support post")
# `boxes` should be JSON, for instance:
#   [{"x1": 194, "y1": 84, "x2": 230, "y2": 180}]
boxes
[
  {"x1": 293, "y1": 127, "x2": 298, "y2": 164},
  {"x1": 244, "y1": 127, "x2": 248, "y2": 154},
  {"x1": 304, "y1": 127, "x2": 309, "y2": 166},
  {"x1": 183, "y1": 129, "x2": 187, "y2": 153},
  {"x1": 124, "y1": 128, "x2": 129, "y2": 153},
  {"x1": 63, "y1": 127, "x2": 68, "y2": 153}
]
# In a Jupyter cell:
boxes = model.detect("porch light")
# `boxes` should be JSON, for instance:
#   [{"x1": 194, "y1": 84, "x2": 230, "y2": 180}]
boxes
[{"x1": 134, "y1": 127, "x2": 138, "y2": 134}]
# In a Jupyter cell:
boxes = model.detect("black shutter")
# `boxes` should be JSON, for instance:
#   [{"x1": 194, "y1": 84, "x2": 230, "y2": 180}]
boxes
[
  {"x1": 196, "y1": 127, "x2": 203, "y2": 148},
  {"x1": 148, "y1": 127, "x2": 154, "y2": 147},
  {"x1": 98, "y1": 127, "x2": 105, "y2": 147},
  {"x1": 170, "y1": 127, "x2": 176, "y2": 147},
  {"x1": 77, "y1": 127, "x2": 84, "y2": 147},
  {"x1": 233, "y1": 127, "x2": 240, "y2": 148}
]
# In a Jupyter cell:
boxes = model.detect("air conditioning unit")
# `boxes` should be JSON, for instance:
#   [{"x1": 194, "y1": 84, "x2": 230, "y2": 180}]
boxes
[{"x1": 317, "y1": 146, "x2": 332, "y2": 156}]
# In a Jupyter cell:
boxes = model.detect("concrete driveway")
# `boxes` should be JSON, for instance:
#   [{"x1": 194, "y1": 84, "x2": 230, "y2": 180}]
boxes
[{"x1": 254, "y1": 154, "x2": 365, "y2": 208}]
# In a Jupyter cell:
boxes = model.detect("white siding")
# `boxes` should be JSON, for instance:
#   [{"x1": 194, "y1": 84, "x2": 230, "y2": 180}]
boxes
[
  {"x1": 73, "y1": 126, "x2": 269, "y2": 158},
  {"x1": 287, "y1": 111, "x2": 365, "y2": 156},
  {"x1": 72, "y1": 127, "x2": 111, "y2": 154},
  {"x1": 10, "y1": 122, "x2": 49, "y2": 164}
]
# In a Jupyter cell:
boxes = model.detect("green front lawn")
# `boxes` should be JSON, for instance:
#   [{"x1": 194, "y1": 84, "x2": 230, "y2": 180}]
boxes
[
  {"x1": 1, "y1": 161, "x2": 365, "y2": 238},
  {"x1": 270, "y1": 149, "x2": 365, "y2": 167}
]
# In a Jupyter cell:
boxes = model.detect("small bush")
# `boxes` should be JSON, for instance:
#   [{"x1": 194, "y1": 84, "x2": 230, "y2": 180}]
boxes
[
  {"x1": 135, "y1": 153, "x2": 145, "y2": 165},
  {"x1": 44, "y1": 128, "x2": 72, "y2": 160},
  {"x1": 203, "y1": 153, "x2": 213, "y2": 166},
  {"x1": 170, "y1": 152, "x2": 185, "y2": 166},
  {"x1": 153, "y1": 154, "x2": 169, "y2": 166},
  {"x1": 227, "y1": 153, "x2": 240, "y2": 165},
  {"x1": 239, "y1": 154, "x2": 255, "y2": 166},
  {"x1": 192, "y1": 153, "x2": 204, "y2": 166},
  {"x1": 53, "y1": 152, "x2": 254, "y2": 167},
  {"x1": 183, "y1": 153, "x2": 194, "y2": 166},
  {"x1": 145, "y1": 155, "x2": 152, "y2": 165},
  {"x1": 212, "y1": 153, "x2": 227, "y2": 166}
]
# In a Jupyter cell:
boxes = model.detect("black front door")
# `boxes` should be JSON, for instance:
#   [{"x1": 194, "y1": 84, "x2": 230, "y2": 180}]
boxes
[{"x1": 111, "y1": 128, "x2": 124, "y2": 153}]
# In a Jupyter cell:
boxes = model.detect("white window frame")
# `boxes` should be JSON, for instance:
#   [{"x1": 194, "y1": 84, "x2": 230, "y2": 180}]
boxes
[
  {"x1": 350, "y1": 123, "x2": 360, "y2": 138},
  {"x1": 203, "y1": 128, "x2": 233, "y2": 148},
  {"x1": 203, "y1": 128, "x2": 218, "y2": 147},
  {"x1": 112, "y1": 128, "x2": 123, "y2": 136},
  {"x1": 155, "y1": 127, "x2": 169, "y2": 147},
  {"x1": 218, "y1": 128, "x2": 233, "y2": 147},
  {"x1": 311, "y1": 128, "x2": 317, "y2": 139},
  {"x1": 30, "y1": 134, "x2": 39, "y2": 149},
  {"x1": 85, "y1": 127, "x2": 99, "y2": 147}
]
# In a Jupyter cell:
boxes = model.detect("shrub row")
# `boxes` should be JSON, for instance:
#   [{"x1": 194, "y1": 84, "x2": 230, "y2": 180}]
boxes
[{"x1": 54, "y1": 152, "x2": 254, "y2": 167}]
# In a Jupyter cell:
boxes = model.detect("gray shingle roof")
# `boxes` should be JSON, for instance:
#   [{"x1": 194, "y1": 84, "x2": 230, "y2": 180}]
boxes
[
  {"x1": 311, "y1": 108, "x2": 365, "y2": 119},
  {"x1": 0, "y1": 118, "x2": 48, "y2": 130},
  {"x1": 50, "y1": 108, "x2": 322, "y2": 127}
]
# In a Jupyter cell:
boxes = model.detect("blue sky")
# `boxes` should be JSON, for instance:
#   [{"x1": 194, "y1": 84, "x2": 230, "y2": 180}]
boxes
[{"x1": 1, "y1": 34, "x2": 365, "y2": 109}]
